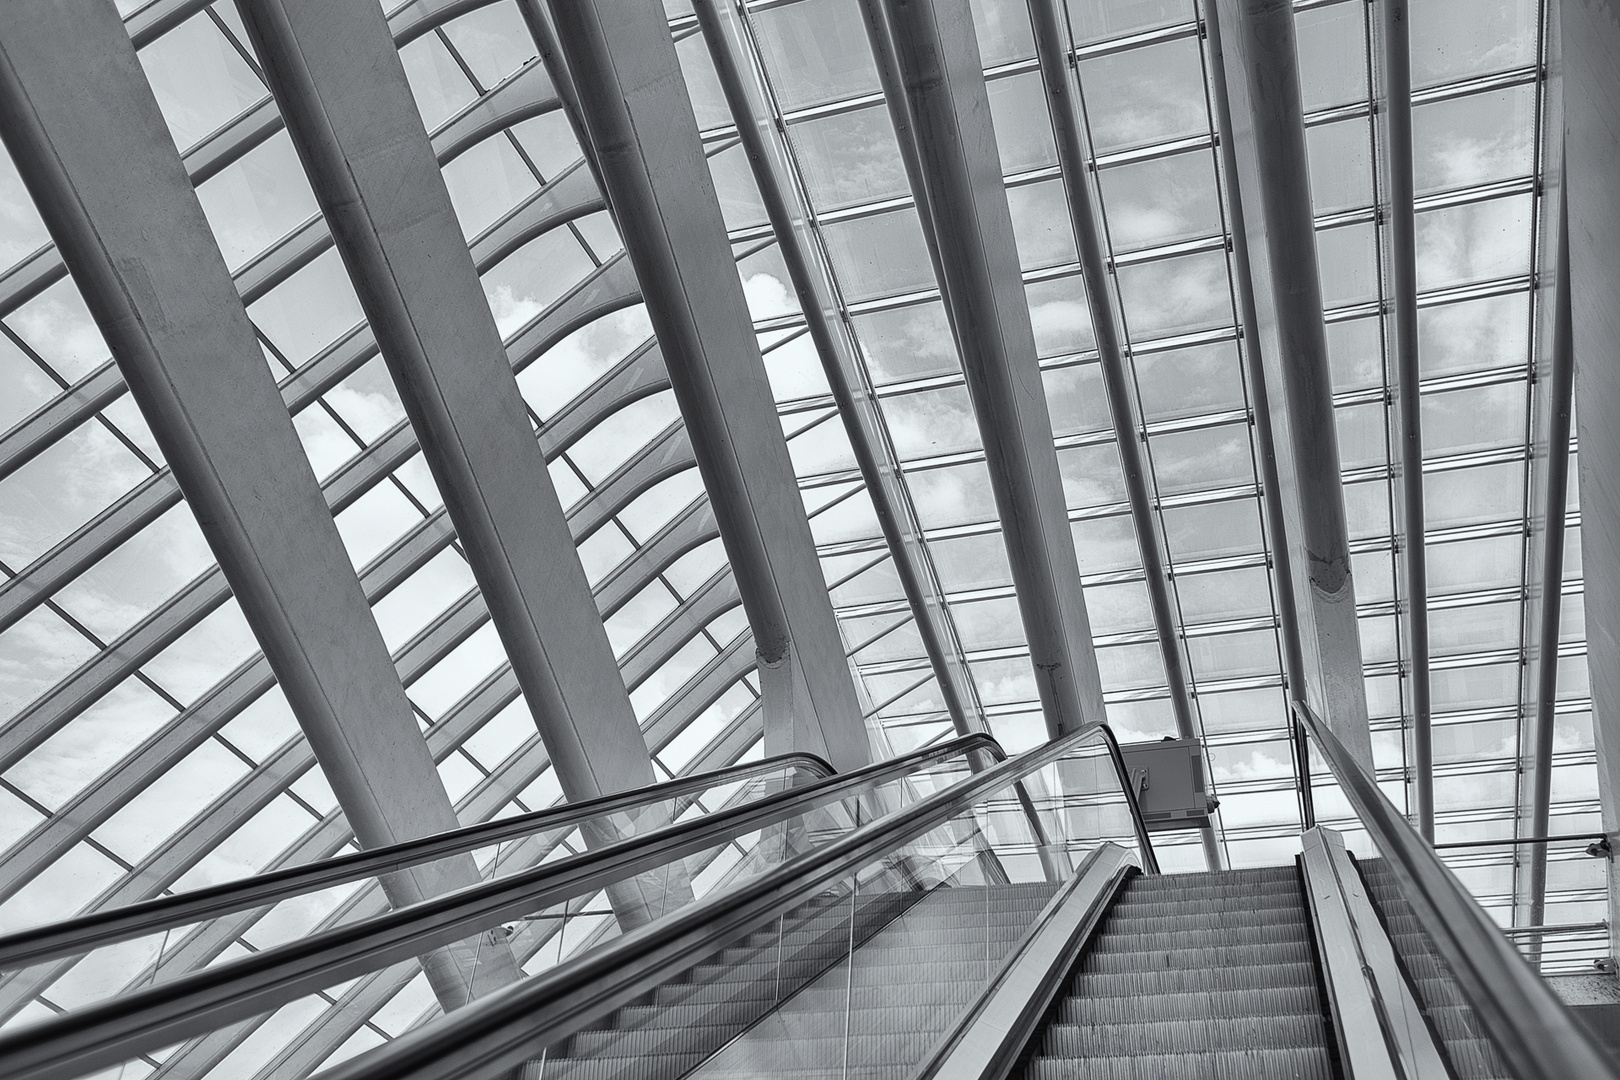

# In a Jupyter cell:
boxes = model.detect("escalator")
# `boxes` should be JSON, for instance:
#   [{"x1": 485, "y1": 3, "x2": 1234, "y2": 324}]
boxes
[
  {"x1": 1019, "y1": 866, "x2": 1332, "y2": 1080},
  {"x1": 1, "y1": 708, "x2": 1616, "y2": 1080}
]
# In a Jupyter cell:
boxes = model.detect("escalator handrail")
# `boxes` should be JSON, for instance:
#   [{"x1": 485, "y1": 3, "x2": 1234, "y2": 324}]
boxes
[
  {"x1": 0, "y1": 733, "x2": 1006, "y2": 1080},
  {"x1": 0, "y1": 750, "x2": 839, "y2": 972},
  {"x1": 311, "y1": 721, "x2": 1155, "y2": 1080},
  {"x1": 1291, "y1": 699, "x2": 1619, "y2": 1080}
]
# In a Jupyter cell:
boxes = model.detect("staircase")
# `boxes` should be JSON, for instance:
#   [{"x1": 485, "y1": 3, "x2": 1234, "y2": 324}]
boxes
[
  {"x1": 1020, "y1": 866, "x2": 1335, "y2": 1080},
  {"x1": 1358, "y1": 857, "x2": 1511, "y2": 1080}
]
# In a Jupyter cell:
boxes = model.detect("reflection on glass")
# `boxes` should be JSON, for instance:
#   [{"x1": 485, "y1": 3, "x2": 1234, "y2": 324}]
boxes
[
  {"x1": 987, "y1": 72, "x2": 1058, "y2": 172},
  {"x1": 1098, "y1": 149, "x2": 1223, "y2": 252},
  {"x1": 789, "y1": 105, "x2": 910, "y2": 212},
  {"x1": 1115, "y1": 249, "x2": 1232, "y2": 340},
  {"x1": 750, "y1": 0, "x2": 881, "y2": 111},
  {"x1": 1076, "y1": 36, "x2": 1210, "y2": 154},
  {"x1": 821, "y1": 209, "x2": 937, "y2": 302}
]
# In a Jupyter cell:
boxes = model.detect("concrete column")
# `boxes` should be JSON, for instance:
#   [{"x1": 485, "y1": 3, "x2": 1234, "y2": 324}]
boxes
[
  {"x1": 233, "y1": 0, "x2": 662, "y2": 810},
  {"x1": 1564, "y1": 0, "x2": 1620, "y2": 943},
  {"x1": 863, "y1": 0, "x2": 1108, "y2": 741},
  {"x1": 1209, "y1": 0, "x2": 1375, "y2": 771},
  {"x1": 525, "y1": 0, "x2": 873, "y2": 771},
  {"x1": 0, "y1": 0, "x2": 514, "y2": 1010}
]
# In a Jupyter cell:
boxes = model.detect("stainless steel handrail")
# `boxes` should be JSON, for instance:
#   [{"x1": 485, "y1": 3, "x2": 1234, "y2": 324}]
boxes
[
  {"x1": 1291, "y1": 699, "x2": 1620, "y2": 1080},
  {"x1": 310, "y1": 721, "x2": 1156, "y2": 1080},
  {"x1": 0, "y1": 751, "x2": 837, "y2": 972},
  {"x1": 0, "y1": 733, "x2": 1005, "y2": 1080}
]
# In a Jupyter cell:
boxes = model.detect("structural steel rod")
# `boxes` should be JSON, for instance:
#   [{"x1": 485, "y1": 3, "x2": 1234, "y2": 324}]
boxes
[
  {"x1": 1026, "y1": 0, "x2": 1221, "y2": 867},
  {"x1": 524, "y1": 0, "x2": 872, "y2": 771},
  {"x1": 235, "y1": 0, "x2": 665, "y2": 826},
  {"x1": 689, "y1": 0, "x2": 985, "y2": 736},
  {"x1": 0, "y1": 0, "x2": 514, "y2": 1012},
  {"x1": 1203, "y1": 0, "x2": 1313, "y2": 832},
  {"x1": 1375, "y1": 0, "x2": 1433, "y2": 839},
  {"x1": 864, "y1": 0, "x2": 1109, "y2": 740},
  {"x1": 1527, "y1": 204, "x2": 1574, "y2": 932},
  {"x1": 1209, "y1": 0, "x2": 1376, "y2": 771}
]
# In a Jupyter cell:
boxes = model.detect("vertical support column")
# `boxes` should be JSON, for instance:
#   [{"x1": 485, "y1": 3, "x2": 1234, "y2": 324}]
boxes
[
  {"x1": 524, "y1": 0, "x2": 872, "y2": 772},
  {"x1": 864, "y1": 0, "x2": 1108, "y2": 741},
  {"x1": 1372, "y1": 0, "x2": 1433, "y2": 838},
  {"x1": 1563, "y1": 0, "x2": 1620, "y2": 942},
  {"x1": 0, "y1": 0, "x2": 514, "y2": 1010},
  {"x1": 1209, "y1": 0, "x2": 1376, "y2": 771},
  {"x1": 234, "y1": 1, "x2": 663, "y2": 815},
  {"x1": 690, "y1": 0, "x2": 987, "y2": 739}
]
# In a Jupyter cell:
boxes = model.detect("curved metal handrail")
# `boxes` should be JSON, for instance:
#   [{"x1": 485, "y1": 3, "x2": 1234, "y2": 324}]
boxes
[
  {"x1": 0, "y1": 733, "x2": 1005, "y2": 1080},
  {"x1": 0, "y1": 751, "x2": 837, "y2": 973},
  {"x1": 310, "y1": 721, "x2": 1155, "y2": 1080},
  {"x1": 1291, "y1": 699, "x2": 1619, "y2": 1080}
]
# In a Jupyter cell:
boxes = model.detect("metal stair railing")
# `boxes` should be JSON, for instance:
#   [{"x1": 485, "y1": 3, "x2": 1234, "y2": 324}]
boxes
[
  {"x1": 1291, "y1": 699, "x2": 1620, "y2": 1080},
  {"x1": 0, "y1": 733, "x2": 1005, "y2": 1080},
  {"x1": 305, "y1": 721, "x2": 1156, "y2": 1080},
  {"x1": 0, "y1": 750, "x2": 835, "y2": 972}
]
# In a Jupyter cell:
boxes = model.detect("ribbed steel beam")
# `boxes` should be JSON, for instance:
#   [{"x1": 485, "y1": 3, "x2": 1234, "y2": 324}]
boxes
[
  {"x1": 1025, "y1": 0, "x2": 1221, "y2": 866},
  {"x1": 1562, "y1": 0, "x2": 1620, "y2": 939},
  {"x1": 1208, "y1": 0, "x2": 1375, "y2": 771},
  {"x1": 524, "y1": 0, "x2": 872, "y2": 771},
  {"x1": 689, "y1": 0, "x2": 984, "y2": 737},
  {"x1": 0, "y1": 0, "x2": 514, "y2": 1010},
  {"x1": 862, "y1": 0, "x2": 1107, "y2": 741},
  {"x1": 1372, "y1": 0, "x2": 1432, "y2": 837}
]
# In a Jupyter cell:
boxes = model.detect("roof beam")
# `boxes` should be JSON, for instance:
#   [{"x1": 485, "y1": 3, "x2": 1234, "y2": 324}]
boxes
[
  {"x1": 689, "y1": 0, "x2": 985, "y2": 737},
  {"x1": 1022, "y1": 7, "x2": 1198, "y2": 731},
  {"x1": 1026, "y1": 0, "x2": 1222, "y2": 865},
  {"x1": 1521, "y1": 204, "x2": 1573, "y2": 940},
  {"x1": 0, "y1": 0, "x2": 514, "y2": 1010},
  {"x1": 1207, "y1": 0, "x2": 1375, "y2": 771},
  {"x1": 1562, "y1": 0, "x2": 1620, "y2": 938},
  {"x1": 862, "y1": 0, "x2": 1107, "y2": 741},
  {"x1": 1372, "y1": 0, "x2": 1433, "y2": 838},
  {"x1": 235, "y1": 1, "x2": 663, "y2": 828},
  {"x1": 1513, "y1": 0, "x2": 1569, "y2": 944},
  {"x1": 524, "y1": 0, "x2": 872, "y2": 771}
]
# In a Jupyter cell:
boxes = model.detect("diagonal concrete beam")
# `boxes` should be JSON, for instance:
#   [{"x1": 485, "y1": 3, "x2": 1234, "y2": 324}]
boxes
[
  {"x1": 234, "y1": 0, "x2": 662, "y2": 819},
  {"x1": 0, "y1": 0, "x2": 514, "y2": 1010},
  {"x1": 862, "y1": 0, "x2": 1107, "y2": 741},
  {"x1": 524, "y1": 0, "x2": 872, "y2": 771},
  {"x1": 690, "y1": 0, "x2": 985, "y2": 739},
  {"x1": 1563, "y1": 0, "x2": 1620, "y2": 948},
  {"x1": 1208, "y1": 0, "x2": 1375, "y2": 772}
]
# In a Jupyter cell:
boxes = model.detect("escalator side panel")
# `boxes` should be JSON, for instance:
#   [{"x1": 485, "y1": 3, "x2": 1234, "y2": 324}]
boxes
[{"x1": 1358, "y1": 857, "x2": 1512, "y2": 1080}]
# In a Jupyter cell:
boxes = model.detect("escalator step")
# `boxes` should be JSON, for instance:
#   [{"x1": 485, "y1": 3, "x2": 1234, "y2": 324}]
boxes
[
  {"x1": 1040, "y1": 1015, "x2": 1329, "y2": 1057},
  {"x1": 1024, "y1": 1046, "x2": 1336, "y2": 1080},
  {"x1": 1069, "y1": 961, "x2": 1322, "y2": 996},
  {"x1": 1086, "y1": 926, "x2": 1310, "y2": 954},
  {"x1": 1081, "y1": 940, "x2": 1314, "y2": 973},
  {"x1": 1059, "y1": 986, "x2": 1321, "y2": 1025}
]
